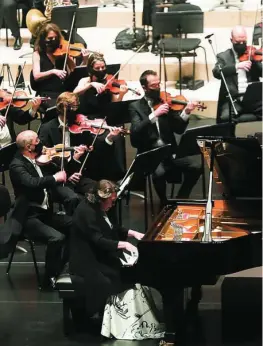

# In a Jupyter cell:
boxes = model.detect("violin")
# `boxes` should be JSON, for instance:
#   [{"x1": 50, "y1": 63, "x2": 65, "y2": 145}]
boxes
[
  {"x1": 239, "y1": 45, "x2": 263, "y2": 62},
  {"x1": 53, "y1": 39, "x2": 102, "y2": 58},
  {"x1": 103, "y1": 74, "x2": 141, "y2": 96},
  {"x1": 0, "y1": 90, "x2": 50, "y2": 111},
  {"x1": 36, "y1": 144, "x2": 75, "y2": 166},
  {"x1": 153, "y1": 91, "x2": 207, "y2": 112},
  {"x1": 69, "y1": 114, "x2": 130, "y2": 135}
]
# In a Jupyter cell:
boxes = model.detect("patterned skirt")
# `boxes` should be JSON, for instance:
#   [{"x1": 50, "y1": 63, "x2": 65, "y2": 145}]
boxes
[{"x1": 101, "y1": 283, "x2": 165, "y2": 340}]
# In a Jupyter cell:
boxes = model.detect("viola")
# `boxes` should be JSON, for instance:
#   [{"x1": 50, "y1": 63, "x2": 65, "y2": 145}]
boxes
[
  {"x1": 36, "y1": 144, "x2": 75, "y2": 166},
  {"x1": 153, "y1": 91, "x2": 207, "y2": 112},
  {"x1": 69, "y1": 114, "x2": 130, "y2": 135},
  {"x1": 0, "y1": 90, "x2": 50, "y2": 111},
  {"x1": 239, "y1": 45, "x2": 263, "y2": 62},
  {"x1": 53, "y1": 39, "x2": 102, "y2": 58},
  {"x1": 103, "y1": 74, "x2": 141, "y2": 96}
]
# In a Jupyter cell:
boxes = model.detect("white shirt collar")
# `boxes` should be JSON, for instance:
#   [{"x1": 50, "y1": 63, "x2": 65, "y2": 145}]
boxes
[{"x1": 58, "y1": 116, "x2": 66, "y2": 128}]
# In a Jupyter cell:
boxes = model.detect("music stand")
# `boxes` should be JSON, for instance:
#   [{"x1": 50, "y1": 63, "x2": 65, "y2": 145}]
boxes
[
  {"x1": 153, "y1": 11, "x2": 204, "y2": 92},
  {"x1": 241, "y1": 82, "x2": 262, "y2": 114},
  {"x1": 51, "y1": 6, "x2": 98, "y2": 42},
  {"x1": 117, "y1": 144, "x2": 171, "y2": 230},
  {"x1": 0, "y1": 143, "x2": 17, "y2": 186}
]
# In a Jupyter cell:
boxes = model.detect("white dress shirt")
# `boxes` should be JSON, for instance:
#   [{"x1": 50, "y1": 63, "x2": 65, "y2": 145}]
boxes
[
  {"x1": 23, "y1": 156, "x2": 49, "y2": 210},
  {"x1": 233, "y1": 49, "x2": 249, "y2": 95},
  {"x1": 0, "y1": 124, "x2": 12, "y2": 148}
]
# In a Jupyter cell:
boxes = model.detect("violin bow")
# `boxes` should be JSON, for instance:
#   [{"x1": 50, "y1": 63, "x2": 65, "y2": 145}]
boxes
[
  {"x1": 102, "y1": 43, "x2": 147, "y2": 89},
  {"x1": 60, "y1": 104, "x2": 67, "y2": 180},
  {"x1": 4, "y1": 61, "x2": 26, "y2": 119},
  {"x1": 62, "y1": 10, "x2": 77, "y2": 72},
  {"x1": 161, "y1": 38, "x2": 168, "y2": 102},
  {"x1": 249, "y1": 5, "x2": 259, "y2": 61},
  {"x1": 78, "y1": 116, "x2": 107, "y2": 174}
]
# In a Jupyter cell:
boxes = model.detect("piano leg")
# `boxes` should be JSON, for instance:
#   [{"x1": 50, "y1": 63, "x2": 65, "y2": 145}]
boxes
[{"x1": 159, "y1": 286, "x2": 185, "y2": 345}]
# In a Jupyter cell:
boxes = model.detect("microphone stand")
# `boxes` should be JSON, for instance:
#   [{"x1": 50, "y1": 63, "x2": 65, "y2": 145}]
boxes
[{"x1": 207, "y1": 37, "x2": 238, "y2": 123}]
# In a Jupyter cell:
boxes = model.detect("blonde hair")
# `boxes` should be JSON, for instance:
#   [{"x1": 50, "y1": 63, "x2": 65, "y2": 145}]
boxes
[{"x1": 56, "y1": 92, "x2": 79, "y2": 115}]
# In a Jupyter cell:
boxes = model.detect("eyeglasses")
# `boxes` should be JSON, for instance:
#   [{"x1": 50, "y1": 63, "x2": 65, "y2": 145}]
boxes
[{"x1": 69, "y1": 104, "x2": 80, "y2": 110}]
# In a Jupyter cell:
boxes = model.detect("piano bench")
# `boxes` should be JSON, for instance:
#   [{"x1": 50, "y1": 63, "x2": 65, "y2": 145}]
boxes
[
  {"x1": 221, "y1": 266, "x2": 262, "y2": 343},
  {"x1": 56, "y1": 273, "x2": 86, "y2": 336}
]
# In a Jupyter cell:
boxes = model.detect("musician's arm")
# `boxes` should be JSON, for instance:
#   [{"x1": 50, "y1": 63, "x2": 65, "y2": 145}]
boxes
[
  {"x1": 8, "y1": 107, "x2": 37, "y2": 126},
  {"x1": 73, "y1": 77, "x2": 92, "y2": 95},
  {"x1": 129, "y1": 105, "x2": 152, "y2": 148},
  {"x1": 32, "y1": 51, "x2": 56, "y2": 81},
  {"x1": 212, "y1": 53, "x2": 237, "y2": 79},
  {"x1": 66, "y1": 56, "x2": 76, "y2": 72}
]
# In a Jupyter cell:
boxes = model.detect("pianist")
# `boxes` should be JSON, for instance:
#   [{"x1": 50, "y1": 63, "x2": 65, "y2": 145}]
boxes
[{"x1": 69, "y1": 179, "x2": 164, "y2": 340}]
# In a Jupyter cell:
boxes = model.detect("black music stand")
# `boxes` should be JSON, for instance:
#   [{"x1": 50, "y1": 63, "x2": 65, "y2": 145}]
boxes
[
  {"x1": 241, "y1": 82, "x2": 262, "y2": 114},
  {"x1": 0, "y1": 143, "x2": 17, "y2": 186},
  {"x1": 153, "y1": 10, "x2": 205, "y2": 92},
  {"x1": 51, "y1": 6, "x2": 98, "y2": 42},
  {"x1": 117, "y1": 144, "x2": 171, "y2": 230}
]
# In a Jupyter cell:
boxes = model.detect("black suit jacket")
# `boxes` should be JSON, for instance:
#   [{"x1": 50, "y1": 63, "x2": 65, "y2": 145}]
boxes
[
  {"x1": 69, "y1": 199, "x2": 128, "y2": 315},
  {"x1": 129, "y1": 97, "x2": 188, "y2": 153},
  {"x1": 2, "y1": 107, "x2": 35, "y2": 143},
  {"x1": 9, "y1": 152, "x2": 57, "y2": 205},
  {"x1": 212, "y1": 48, "x2": 262, "y2": 118}
]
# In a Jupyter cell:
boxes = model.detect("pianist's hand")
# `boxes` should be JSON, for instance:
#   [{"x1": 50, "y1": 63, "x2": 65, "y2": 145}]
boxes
[
  {"x1": 118, "y1": 241, "x2": 138, "y2": 256},
  {"x1": 128, "y1": 230, "x2": 144, "y2": 240}
]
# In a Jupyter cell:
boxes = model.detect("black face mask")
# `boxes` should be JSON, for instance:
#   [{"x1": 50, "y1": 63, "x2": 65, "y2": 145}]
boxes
[
  {"x1": 45, "y1": 38, "x2": 60, "y2": 52},
  {"x1": 233, "y1": 42, "x2": 247, "y2": 56},
  {"x1": 92, "y1": 69, "x2": 106, "y2": 81},
  {"x1": 146, "y1": 88, "x2": 161, "y2": 101},
  {"x1": 66, "y1": 109, "x2": 77, "y2": 126},
  {"x1": 34, "y1": 142, "x2": 43, "y2": 156}
]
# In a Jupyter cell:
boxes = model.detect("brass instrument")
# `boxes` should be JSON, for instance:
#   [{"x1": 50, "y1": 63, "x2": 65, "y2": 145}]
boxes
[{"x1": 26, "y1": 0, "x2": 62, "y2": 37}]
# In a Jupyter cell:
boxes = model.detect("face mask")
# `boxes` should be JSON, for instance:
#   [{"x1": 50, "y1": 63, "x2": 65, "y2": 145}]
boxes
[
  {"x1": 34, "y1": 141, "x2": 43, "y2": 156},
  {"x1": 146, "y1": 88, "x2": 160, "y2": 100},
  {"x1": 92, "y1": 69, "x2": 106, "y2": 81},
  {"x1": 233, "y1": 42, "x2": 247, "y2": 56},
  {"x1": 66, "y1": 109, "x2": 77, "y2": 125},
  {"x1": 45, "y1": 38, "x2": 60, "y2": 52}
]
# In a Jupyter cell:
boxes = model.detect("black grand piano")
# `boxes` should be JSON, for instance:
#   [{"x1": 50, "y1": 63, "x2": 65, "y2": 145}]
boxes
[{"x1": 124, "y1": 136, "x2": 262, "y2": 345}]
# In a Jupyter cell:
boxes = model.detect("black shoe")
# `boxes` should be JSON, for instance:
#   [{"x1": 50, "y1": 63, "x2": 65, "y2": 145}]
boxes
[
  {"x1": 13, "y1": 36, "x2": 22, "y2": 50},
  {"x1": 30, "y1": 36, "x2": 36, "y2": 49}
]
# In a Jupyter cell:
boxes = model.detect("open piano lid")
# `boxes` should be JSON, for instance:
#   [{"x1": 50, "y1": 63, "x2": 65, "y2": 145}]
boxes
[{"x1": 212, "y1": 136, "x2": 262, "y2": 199}]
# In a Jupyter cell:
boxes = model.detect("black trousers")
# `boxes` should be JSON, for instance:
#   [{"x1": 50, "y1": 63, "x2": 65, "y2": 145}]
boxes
[
  {"x1": 220, "y1": 99, "x2": 262, "y2": 123},
  {"x1": 0, "y1": 0, "x2": 20, "y2": 37},
  {"x1": 152, "y1": 154, "x2": 202, "y2": 203},
  {"x1": 24, "y1": 207, "x2": 72, "y2": 279}
]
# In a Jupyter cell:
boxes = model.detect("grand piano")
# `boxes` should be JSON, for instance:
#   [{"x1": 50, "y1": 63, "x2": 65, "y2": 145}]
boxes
[{"x1": 124, "y1": 136, "x2": 262, "y2": 345}]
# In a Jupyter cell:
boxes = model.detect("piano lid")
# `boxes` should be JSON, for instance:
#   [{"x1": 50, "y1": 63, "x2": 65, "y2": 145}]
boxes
[{"x1": 205, "y1": 137, "x2": 262, "y2": 199}]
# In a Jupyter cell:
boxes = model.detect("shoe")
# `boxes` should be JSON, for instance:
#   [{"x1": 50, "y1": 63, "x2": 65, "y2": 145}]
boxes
[
  {"x1": 30, "y1": 36, "x2": 36, "y2": 49},
  {"x1": 13, "y1": 36, "x2": 22, "y2": 50}
]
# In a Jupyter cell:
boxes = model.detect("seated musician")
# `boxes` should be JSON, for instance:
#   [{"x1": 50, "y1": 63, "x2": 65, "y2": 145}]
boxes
[
  {"x1": 0, "y1": 0, "x2": 23, "y2": 50},
  {"x1": 31, "y1": 23, "x2": 89, "y2": 112},
  {"x1": 30, "y1": 0, "x2": 87, "y2": 49},
  {"x1": 38, "y1": 91, "x2": 124, "y2": 192},
  {"x1": 0, "y1": 97, "x2": 41, "y2": 148},
  {"x1": 9, "y1": 130, "x2": 80, "y2": 289},
  {"x1": 213, "y1": 25, "x2": 262, "y2": 123},
  {"x1": 129, "y1": 70, "x2": 201, "y2": 208},
  {"x1": 69, "y1": 179, "x2": 164, "y2": 340}
]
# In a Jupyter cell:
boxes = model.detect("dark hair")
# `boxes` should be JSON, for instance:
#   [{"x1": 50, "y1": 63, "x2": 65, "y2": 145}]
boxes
[
  {"x1": 87, "y1": 52, "x2": 106, "y2": 76},
  {"x1": 85, "y1": 180, "x2": 119, "y2": 204},
  {"x1": 34, "y1": 23, "x2": 62, "y2": 53},
  {"x1": 139, "y1": 70, "x2": 157, "y2": 87}
]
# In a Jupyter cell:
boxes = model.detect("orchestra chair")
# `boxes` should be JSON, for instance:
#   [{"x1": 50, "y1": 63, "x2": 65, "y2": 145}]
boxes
[
  {"x1": 153, "y1": 8, "x2": 209, "y2": 92},
  {"x1": 210, "y1": 0, "x2": 244, "y2": 11}
]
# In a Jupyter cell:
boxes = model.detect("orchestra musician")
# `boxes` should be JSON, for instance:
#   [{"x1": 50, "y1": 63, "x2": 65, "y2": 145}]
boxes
[
  {"x1": 0, "y1": 97, "x2": 41, "y2": 148},
  {"x1": 213, "y1": 25, "x2": 262, "y2": 123},
  {"x1": 0, "y1": 0, "x2": 24, "y2": 50},
  {"x1": 31, "y1": 23, "x2": 89, "y2": 110},
  {"x1": 69, "y1": 179, "x2": 164, "y2": 341},
  {"x1": 73, "y1": 54, "x2": 128, "y2": 183},
  {"x1": 9, "y1": 130, "x2": 79, "y2": 289},
  {"x1": 129, "y1": 70, "x2": 202, "y2": 208}
]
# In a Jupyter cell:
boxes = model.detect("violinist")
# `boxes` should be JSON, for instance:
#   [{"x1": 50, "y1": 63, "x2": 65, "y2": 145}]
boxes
[
  {"x1": 213, "y1": 25, "x2": 262, "y2": 123},
  {"x1": 74, "y1": 53, "x2": 129, "y2": 114},
  {"x1": 0, "y1": 97, "x2": 41, "y2": 148},
  {"x1": 31, "y1": 23, "x2": 89, "y2": 109},
  {"x1": 129, "y1": 70, "x2": 202, "y2": 208}
]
